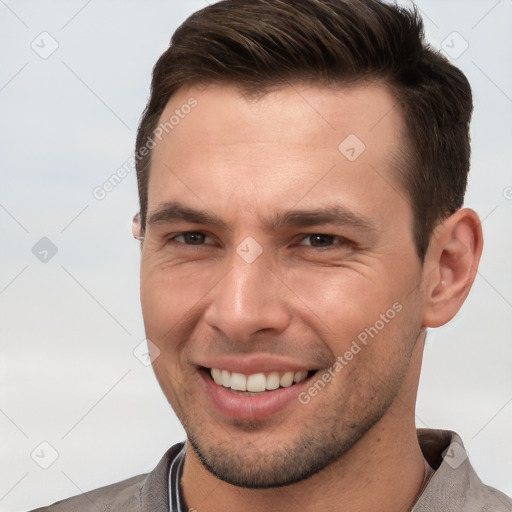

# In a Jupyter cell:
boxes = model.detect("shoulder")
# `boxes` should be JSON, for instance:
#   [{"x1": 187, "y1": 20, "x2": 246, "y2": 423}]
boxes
[
  {"x1": 28, "y1": 442, "x2": 185, "y2": 512},
  {"x1": 29, "y1": 473, "x2": 146, "y2": 512},
  {"x1": 415, "y1": 429, "x2": 512, "y2": 511},
  {"x1": 465, "y1": 465, "x2": 512, "y2": 511}
]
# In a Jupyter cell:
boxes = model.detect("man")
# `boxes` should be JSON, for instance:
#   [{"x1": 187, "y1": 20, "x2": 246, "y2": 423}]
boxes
[{"x1": 32, "y1": 0, "x2": 511, "y2": 510}]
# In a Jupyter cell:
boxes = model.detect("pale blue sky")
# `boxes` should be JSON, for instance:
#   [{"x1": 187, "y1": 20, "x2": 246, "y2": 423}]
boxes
[{"x1": 0, "y1": 0, "x2": 511, "y2": 510}]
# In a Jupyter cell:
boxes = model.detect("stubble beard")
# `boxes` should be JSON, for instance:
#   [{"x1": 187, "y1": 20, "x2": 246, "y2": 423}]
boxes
[
  {"x1": 184, "y1": 369, "x2": 405, "y2": 489},
  {"x1": 175, "y1": 320, "x2": 422, "y2": 489}
]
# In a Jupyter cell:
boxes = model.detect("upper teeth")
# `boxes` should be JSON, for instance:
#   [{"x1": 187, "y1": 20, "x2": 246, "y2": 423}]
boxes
[{"x1": 210, "y1": 368, "x2": 309, "y2": 392}]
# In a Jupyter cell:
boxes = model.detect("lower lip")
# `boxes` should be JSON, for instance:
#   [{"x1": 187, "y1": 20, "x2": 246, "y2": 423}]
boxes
[{"x1": 199, "y1": 369, "x2": 314, "y2": 421}]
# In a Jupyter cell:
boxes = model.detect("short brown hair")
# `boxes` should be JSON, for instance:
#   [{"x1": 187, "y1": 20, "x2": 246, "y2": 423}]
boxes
[{"x1": 135, "y1": 0, "x2": 473, "y2": 260}]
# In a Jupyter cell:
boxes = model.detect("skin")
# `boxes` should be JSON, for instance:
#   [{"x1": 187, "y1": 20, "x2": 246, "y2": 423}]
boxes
[{"x1": 135, "y1": 82, "x2": 483, "y2": 512}]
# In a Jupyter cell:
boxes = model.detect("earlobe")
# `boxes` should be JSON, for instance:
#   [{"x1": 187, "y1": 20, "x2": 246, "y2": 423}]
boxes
[{"x1": 422, "y1": 208, "x2": 483, "y2": 328}]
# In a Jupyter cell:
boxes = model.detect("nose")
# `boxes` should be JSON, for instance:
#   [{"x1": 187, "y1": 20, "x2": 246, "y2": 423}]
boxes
[{"x1": 203, "y1": 253, "x2": 292, "y2": 343}]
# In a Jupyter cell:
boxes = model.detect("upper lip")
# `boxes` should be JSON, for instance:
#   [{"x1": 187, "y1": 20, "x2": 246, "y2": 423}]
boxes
[{"x1": 195, "y1": 354, "x2": 320, "y2": 375}]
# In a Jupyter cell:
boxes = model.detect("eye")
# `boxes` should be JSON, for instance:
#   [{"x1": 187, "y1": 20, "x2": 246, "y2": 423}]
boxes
[
  {"x1": 170, "y1": 231, "x2": 213, "y2": 245},
  {"x1": 298, "y1": 234, "x2": 350, "y2": 248}
]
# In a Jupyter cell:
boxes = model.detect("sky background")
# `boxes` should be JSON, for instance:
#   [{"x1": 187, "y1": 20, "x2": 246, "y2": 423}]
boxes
[{"x1": 0, "y1": 0, "x2": 511, "y2": 510}]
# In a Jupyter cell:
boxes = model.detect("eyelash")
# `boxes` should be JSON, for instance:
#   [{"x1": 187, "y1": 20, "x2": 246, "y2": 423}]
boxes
[
  {"x1": 169, "y1": 232, "x2": 213, "y2": 245},
  {"x1": 298, "y1": 233, "x2": 351, "y2": 248},
  {"x1": 167, "y1": 231, "x2": 352, "y2": 249}
]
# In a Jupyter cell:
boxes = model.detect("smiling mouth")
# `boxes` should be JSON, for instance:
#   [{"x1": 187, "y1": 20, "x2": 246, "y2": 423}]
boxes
[{"x1": 203, "y1": 367, "x2": 316, "y2": 395}]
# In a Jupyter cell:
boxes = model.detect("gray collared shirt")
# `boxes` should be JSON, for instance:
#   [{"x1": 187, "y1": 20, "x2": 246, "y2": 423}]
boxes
[
  {"x1": 168, "y1": 430, "x2": 512, "y2": 512},
  {"x1": 30, "y1": 428, "x2": 511, "y2": 511}
]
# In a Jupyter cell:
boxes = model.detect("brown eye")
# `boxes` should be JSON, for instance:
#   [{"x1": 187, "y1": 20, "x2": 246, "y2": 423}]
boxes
[
  {"x1": 299, "y1": 234, "x2": 346, "y2": 247},
  {"x1": 171, "y1": 232, "x2": 210, "y2": 245},
  {"x1": 297, "y1": 233, "x2": 353, "y2": 250},
  {"x1": 306, "y1": 234, "x2": 335, "y2": 247}
]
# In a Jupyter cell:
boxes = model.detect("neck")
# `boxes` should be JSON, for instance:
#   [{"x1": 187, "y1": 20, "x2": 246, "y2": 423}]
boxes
[{"x1": 181, "y1": 335, "x2": 427, "y2": 512}]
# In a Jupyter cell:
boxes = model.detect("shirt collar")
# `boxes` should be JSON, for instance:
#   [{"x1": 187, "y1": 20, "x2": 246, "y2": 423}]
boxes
[
  {"x1": 165, "y1": 430, "x2": 509, "y2": 512},
  {"x1": 168, "y1": 443, "x2": 186, "y2": 512}
]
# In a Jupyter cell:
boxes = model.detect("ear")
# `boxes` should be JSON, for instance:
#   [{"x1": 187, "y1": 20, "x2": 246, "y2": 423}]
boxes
[
  {"x1": 132, "y1": 213, "x2": 144, "y2": 242},
  {"x1": 421, "y1": 208, "x2": 483, "y2": 328}
]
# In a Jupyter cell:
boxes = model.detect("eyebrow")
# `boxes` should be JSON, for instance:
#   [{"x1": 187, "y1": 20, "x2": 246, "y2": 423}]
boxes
[
  {"x1": 148, "y1": 202, "x2": 230, "y2": 230},
  {"x1": 147, "y1": 201, "x2": 378, "y2": 235},
  {"x1": 268, "y1": 206, "x2": 378, "y2": 234}
]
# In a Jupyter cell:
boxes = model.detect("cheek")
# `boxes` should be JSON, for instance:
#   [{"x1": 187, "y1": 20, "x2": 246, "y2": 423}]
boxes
[
  {"x1": 139, "y1": 256, "x2": 223, "y2": 361},
  {"x1": 140, "y1": 268, "x2": 191, "y2": 399},
  {"x1": 140, "y1": 276, "x2": 175, "y2": 337},
  {"x1": 140, "y1": 256, "x2": 206, "y2": 328},
  {"x1": 140, "y1": 260, "x2": 188, "y2": 354},
  {"x1": 282, "y1": 265, "x2": 417, "y2": 353},
  {"x1": 150, "y1": 356, "x2": 187, "y2": 418},
  {"x1": 279, "y1": 267, "x2": 382, "y2": 325}
]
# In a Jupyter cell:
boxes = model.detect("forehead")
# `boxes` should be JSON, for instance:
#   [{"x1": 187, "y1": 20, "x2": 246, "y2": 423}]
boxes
[{"x1": 147, "y1": 82, "x2": 408, "y2": 225}]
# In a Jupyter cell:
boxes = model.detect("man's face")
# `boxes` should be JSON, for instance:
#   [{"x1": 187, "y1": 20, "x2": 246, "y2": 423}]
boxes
[{"x1": 140, "y1": 83, "x2": 425, "y2": 487}]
